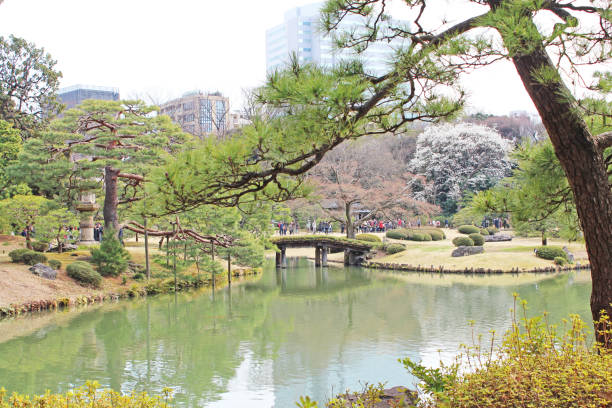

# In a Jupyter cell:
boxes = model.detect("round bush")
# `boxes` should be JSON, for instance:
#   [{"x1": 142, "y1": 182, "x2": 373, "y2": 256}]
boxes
[
  {"x1": 468, "y1": 233, "x2": 485, "y2": 246},
  {"x1": 133, "y1": 272, "x2": 145, "y2": 281},
  {"x1": 31, "y1": 241, "x2": 48, "y2": 252},
  {"x1": 385, "y1": 243, "x2": 406, "y2": 254},
  {"x1": 410, "y1": 232, "x2": 432, "y2": 242},
  {"x1": 22, "y1": 251, "x2": 47, "y2": 265},
  {"x1": 355, "y1": 233, "x2": 382, "y2": 243},
  {"x1": 487, "y1": 227, "x2": 499, "y2": 235},
  {"x1": 453, "y1": 236, "x2": 475, "y2": 247},
  {"x1": 458, "y1": 225, "x2": 480, "y2": 235},
  {"x1": 535, "y1": 246, "x2": 567, "y2": 261},
  {"x1": 427, "y1": 231, "x2": 445, "y2": 241},
  {"x1": 554, "y1": 256, "x2": 567, "y2": 266},
  {"x1": 386, "y1": 230, "x2": 408, "y2": 240},
  {"x1": 66, "y1": 261, "x2": 102, "y2": 288},
  {"x1": 48, "y1": 259, "x2": 62, "y2": 270},
  {"x1": 8, "y1": 248, "x2": 32, "y2": 263},
  {"x1": 479, "y1": 228, "x2": 490, "y2": 236}
]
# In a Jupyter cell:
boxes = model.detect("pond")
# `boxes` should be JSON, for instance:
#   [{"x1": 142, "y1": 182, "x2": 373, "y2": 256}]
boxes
[{"x1": 0, "y1": 258, "x2": 591, "y2": 407}]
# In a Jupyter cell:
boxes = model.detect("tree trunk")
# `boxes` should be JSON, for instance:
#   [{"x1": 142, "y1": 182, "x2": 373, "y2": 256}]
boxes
[
  {"x1": 509, "y1": 40, "x2": 612, "y2": 348},
  {"x1": 541, "y1": 232, "x2": 547, "y2": 247},
  {"x1": 345, "y1": 202, "x2": 355, "y2": 239},
  {"x1": 103, "y1": 166, "x2": 120, "y2": 232}
]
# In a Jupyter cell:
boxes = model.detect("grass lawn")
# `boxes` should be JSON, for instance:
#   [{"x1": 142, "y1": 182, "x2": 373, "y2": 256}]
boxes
[{"x1": 376, "y1": 229, "x2": 588, "y2": 271}]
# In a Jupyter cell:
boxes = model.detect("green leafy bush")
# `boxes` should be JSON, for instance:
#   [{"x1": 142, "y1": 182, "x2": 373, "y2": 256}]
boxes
[
  {"x1": 468, "y1": 233, "x2": 485, "y2": 246},
  {"x1": 90, "y1": 229, "x2": 130, "y2": 277},
  {"x1": 554, "y1": 256, "x2": 567, "y2": 266},
  {"x1": 66, "y1": 261, "x2": 102, "y2": 288},
  {"x1": 48, "y1": 259, "x2": 62, "y2": 270},
  {"x1": 31, "y1": 241, "x2": 48, "y2": 252},
  {"x1": 487, "y1": 226, "x2": 499, "y2": 235},
  {"x1": 458, "y1": 225, "x2": 480, "y2": 234},
  {"x1": 479, "y1": 228, "x2": 489, "y2": 235},
  {"x1": 427, "y1": 230, "x2": 444, "y2": 241},
  {"x1": 385, "y1": 243, "x2": 406, "y2": 254},
  {"x1": 8, "y1": 248, "x2": 32, "y2": 263},
  {"x1": 411, "y1": 232, "x2": 432, "y2": 241},
  {"x1": 535, "y1": 246, "x2": 567, "y2": 261},
  {"x1": 355, "y1": 233, "x2": 382, "y2": 243},
  {"x1": 386, "y1": 230, "x2": 408, "y2": 240},
  {"x1": 133, "y1": 272, "x2": 145, "y2": 281},
  {"x1": 452, "y1": 236, "x2": 474, "y2": 247}
]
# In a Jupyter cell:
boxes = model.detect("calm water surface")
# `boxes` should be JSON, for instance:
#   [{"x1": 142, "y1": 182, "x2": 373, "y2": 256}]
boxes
[{"x1": 0, "y1": 258, "x2": 591, "y2": 407}]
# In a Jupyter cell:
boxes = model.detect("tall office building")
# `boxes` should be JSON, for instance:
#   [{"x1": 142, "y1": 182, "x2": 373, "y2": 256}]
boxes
[
  {"x1": 58, "y1": 85, "x2": 120, "y2": 109},
  {"x1": 266, "y1": 3, "x2": 406, "y2": 75},
  {"x1": 160, "y1": 91, "x2": 230, "y2": 139}
]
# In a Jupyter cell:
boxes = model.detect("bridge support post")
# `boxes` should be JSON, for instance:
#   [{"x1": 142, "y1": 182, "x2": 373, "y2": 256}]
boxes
[
  {"x1": 315, "y1": 246, "x2": 321, "y2": 267},
  {"x1": 275, "y1": 251, "x2": 281, "y2": 268},
  {"x1": 281, "y1": 247, "x2": 287, "y2": 269},
  {"x1": 321, "y1": 246, "x2": 328, "y2": 267},
  {"x1": 344, "y1": 250, "x2": 350, "y2": 266}
]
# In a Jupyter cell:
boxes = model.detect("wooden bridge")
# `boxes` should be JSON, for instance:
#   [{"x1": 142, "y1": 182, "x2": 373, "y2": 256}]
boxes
[{"x1": 270, "y1": 235, "x2": 376, "y2": 268}]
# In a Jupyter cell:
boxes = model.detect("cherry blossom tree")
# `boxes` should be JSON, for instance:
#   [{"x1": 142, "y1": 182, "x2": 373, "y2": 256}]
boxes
[{"x1": 409, "y1": 123, "x2": 512, "y2": 214}]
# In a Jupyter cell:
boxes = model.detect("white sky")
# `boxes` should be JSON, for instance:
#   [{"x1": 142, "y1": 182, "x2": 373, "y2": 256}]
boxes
[{"x1": 0, "y1": 0, "x2": 548, "y2": 115}]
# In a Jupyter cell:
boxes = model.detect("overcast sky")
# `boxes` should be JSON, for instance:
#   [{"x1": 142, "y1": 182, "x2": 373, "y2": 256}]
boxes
[{"x1": 0, "y1": 0, "x2": 544, "y2": 115}]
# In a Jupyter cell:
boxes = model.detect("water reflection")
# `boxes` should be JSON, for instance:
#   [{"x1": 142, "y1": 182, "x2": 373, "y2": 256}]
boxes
[{"x1": 0, "y1": 258, "x2": 591, "y2": 407}]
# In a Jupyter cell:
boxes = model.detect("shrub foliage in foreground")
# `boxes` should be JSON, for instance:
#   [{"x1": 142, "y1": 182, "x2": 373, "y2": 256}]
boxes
[
  {"x1": 0, "y1": 381, "x2": 174, "y2": 407},
  {"x1": 66, "y1": 261, "x2": 102, "y2": 288},
  {"x1": 8, "y1": 249, "x2": 47, "y2": 265},
  {"x1": 468, "y1": 233, "x2": 484, "y2": 246},
  {"x1": 404, "y1": 297, "x2": 612, "y2": 408},
  {"x1": 385, "y1": 243, "x2": 406, "y2": 254}
]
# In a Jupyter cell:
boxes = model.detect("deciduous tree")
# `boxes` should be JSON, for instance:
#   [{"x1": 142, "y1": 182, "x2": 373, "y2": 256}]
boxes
[{"x1": 409, "y1": 123, "x2": 512, "y2": 214}]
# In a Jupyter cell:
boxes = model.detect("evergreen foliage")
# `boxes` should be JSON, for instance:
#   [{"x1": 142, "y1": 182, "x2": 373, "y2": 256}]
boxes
[
  {"x1": 468, "y1": 233, "x2": 485, "y2": 246},
  {"x1": 355, "y1": 233, "x2": 382, "y2": 243},
  {"x1": 66, "y1": 261, "x2": 102, "y2": 288},
  {"x1": 452, "y1": 236, "x2": 474, "y2": 247},
  {"x1": 458, "y1": 225, "x2": 480, "y2": 235},
  {"x1": 535, "y1": 246, "x2": 568, "y2": 261},
  {"x1": 90, "y1": 229, "x2": 130, "y2": 277}
]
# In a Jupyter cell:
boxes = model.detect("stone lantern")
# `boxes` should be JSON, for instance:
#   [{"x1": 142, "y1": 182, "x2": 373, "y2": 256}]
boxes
[{"x1": 76, "y1": 191, "x2": 99, "y2": 245}]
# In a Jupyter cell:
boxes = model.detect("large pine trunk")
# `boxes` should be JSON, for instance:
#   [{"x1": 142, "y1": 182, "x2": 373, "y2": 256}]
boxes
[
  {"x1": 103, "y1": 166, "x2": 120, "y2": 232},
  {"x1": 510, "y1": 45, "x2": 612, "y2": 348}
]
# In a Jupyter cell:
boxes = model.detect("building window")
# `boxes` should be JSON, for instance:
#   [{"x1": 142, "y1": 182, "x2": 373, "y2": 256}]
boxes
[
  {"x1": 200, "y1": 99, "x2": 212, "y2": 133},
  {"x1": 183, "y1": 102, "x2": 194, "y2": 111},
  {"x1": 216, "y1": 100, "x2": 226, "y2": 132}
]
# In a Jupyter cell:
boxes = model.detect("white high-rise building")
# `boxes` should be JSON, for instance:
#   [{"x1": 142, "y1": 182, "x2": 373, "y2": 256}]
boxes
[{"x1": 266, "y1": 3, "x2": 407, "y2": 75}]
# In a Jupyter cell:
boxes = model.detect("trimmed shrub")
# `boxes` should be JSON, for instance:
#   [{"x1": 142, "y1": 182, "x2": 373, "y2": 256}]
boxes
[
  {"x1": 386, "y1": 230, "x2": 408, "y2": 240},
  {"x1": 554, "y1": 256, "x2": 567, "y2": 266},
  {"x1": 535, "y1": 246, "x2": 567, "y2": 261},
  {"x1": 385, "y1": 243, "x2": 406, "y2": 254},
  {"x1": 8, "y1": 248, "x2": 32, "y2": 263},
  {"x1": 48, "y1": 259, "x2": 62, "y2": 270},
  {"x1": 453, "y1": 236, "x2": 474, "y2": 247},
  {"x1": 487, "y1": 226, "x2": 499, "y2": 235},
  {"x1": 427, "y1": 230, "x2": 445, "y2": 241},
  {"x1": 458, "y1": 225, "x2": 480, "y2": 235},
  {"x1": 468, "y1": 233, "x2": 485, "y2": 246},
  {"x1": 90, "y1": 229, "x2": 130, "y2": 277},
  {"x1": 133, "y1": 272, "x2": 145, "y2": 281},
  {"x1": 479, "y1": 228, "x2": 490, "y2": 236},
  {"x1": 31, "y1": 241, "x2": 49, "y2": 252},
  {"x1": 356, "y1": 233, "x2": 382, "y2": 243},
  {"x1": 22, "y1": 251, "x2": 47, "y2": 265},
  {"x1": 66, "y1": 261, "x2": 102, "y2": 288},
  {"x1": 411, "y1": 232, "x2": 432, "y2": 241}
]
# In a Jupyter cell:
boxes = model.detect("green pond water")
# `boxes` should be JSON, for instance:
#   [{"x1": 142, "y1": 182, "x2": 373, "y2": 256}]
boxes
[{"x1": 0, "y1": 258, "x2": 592, "y2": 407}]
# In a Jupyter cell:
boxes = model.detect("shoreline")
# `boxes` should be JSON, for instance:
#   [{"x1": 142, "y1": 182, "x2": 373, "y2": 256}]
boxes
[
  {"x1": 0, "y1": 267, "x2": 260, "y2": 320},
  {"x1": 364, "y1": 260, "x2": 591, "y2": 274}
]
